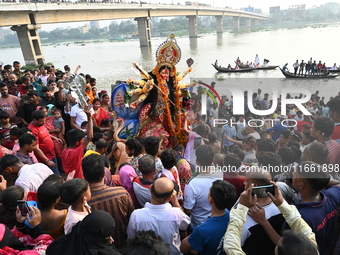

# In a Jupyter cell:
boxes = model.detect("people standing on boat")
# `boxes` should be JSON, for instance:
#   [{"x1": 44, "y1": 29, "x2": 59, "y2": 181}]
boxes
[
  {"x1": 317, "y1": 61, "x2": 323, "y2": 75},
  {"x1": 311, "y1": 60, "x2": 317, "y2": 75},
  {"x1": 236, "y1": 57, "x2": 241, "y2": 65},
  {"x1": 293, "y1": 60, "x2": 299, "y2": 75},
  {"x1": 322, "y1": 63, "x2": 327, "y2": 74},
  {"x1": 282, "y1": 63, "x2": 288, "y2": 72},
  {"x1": 254, "y1": 54, "x2": 260, "y2": 66},
  {"x1": 330, "y1": 63, "x2": 339, "y2": 70},
  {"x1": 305, "y1": 62, "x2": 311, "y2": 76},
  {"x1": 263, "y1": 59, "x2": 269, "y2": 67},
  {"x1": 298, "y1": 60, "x2": 305, "y2": 76}
]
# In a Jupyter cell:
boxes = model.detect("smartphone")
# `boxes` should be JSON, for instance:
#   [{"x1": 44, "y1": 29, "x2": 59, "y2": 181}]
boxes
[
  {"x1": 194, "y1": 137, "x2": 202, "y2": 149},
  {"x1": 17, "y1": 200, "x2": 31, "y2": 217},
  {"x1": 251, "y1": 185, "x2": 275, "y2": 198}
]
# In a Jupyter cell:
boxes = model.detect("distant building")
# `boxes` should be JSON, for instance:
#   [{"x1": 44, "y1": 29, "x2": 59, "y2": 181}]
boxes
[
  {"x1": 325, "y1": 2, "x2": 339, "y2": 14},
  {"x1": 80, "y1": 24, "x2": 89, "y2": 34},
  {"x1": 90, "y1": 21, "x2": 100, "y2": 29},
  {"x1": 243, "y1": 6, "x2": 254, "y2": 12},
  {"x1": 270, "y1": 6, "x2": 280, "y2": 14},
  {"x1": 272, "y1": 4, "x2": 306, "y2": 22}
]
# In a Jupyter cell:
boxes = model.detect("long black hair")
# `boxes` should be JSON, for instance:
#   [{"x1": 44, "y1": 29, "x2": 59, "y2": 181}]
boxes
[
  {"x1": 0, "y1": 186, "x2": 25, "y2": 229},
  {"x1": 143, "y1": 65, "x2": 175, "y2": 120}
]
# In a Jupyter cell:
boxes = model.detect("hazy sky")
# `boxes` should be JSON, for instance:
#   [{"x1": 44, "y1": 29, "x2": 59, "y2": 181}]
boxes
[{"x1": 39, "y1": 0, "x2": 339, "y2": 31}]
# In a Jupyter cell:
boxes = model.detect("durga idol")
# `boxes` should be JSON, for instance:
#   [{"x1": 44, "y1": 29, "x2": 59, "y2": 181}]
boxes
[{"x1": 124, "y1": 33, "x2": 195, "y2": 145}]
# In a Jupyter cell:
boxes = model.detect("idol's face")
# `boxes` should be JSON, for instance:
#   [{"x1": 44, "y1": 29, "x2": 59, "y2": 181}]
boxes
[{"x1": 160, "y1": 68, "x2": 170, "y2": 80}]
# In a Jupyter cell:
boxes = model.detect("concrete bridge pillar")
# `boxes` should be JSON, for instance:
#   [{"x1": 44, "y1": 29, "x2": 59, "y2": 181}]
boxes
[
  {"x1": 135, "y1": 17, "x2": 151, "y2": 47},
  {"x1": 187, "y1": 15, "x2": 197, "y2": 38},
  {"x1": 215, "y1": 15, "x2": 223, "y2": 33},
  {"x1": 11, "y1": 24, "x2": 46, "y2": 66},
  {"x1": 252, "y1": 19, "x2": 260, "y2": 26},
  {"x1": 245, "y1": 18, "x2": 251, "y2": 28},
  {"x1": 233, "y1": 16, "x2": 240, "y2": 30}
]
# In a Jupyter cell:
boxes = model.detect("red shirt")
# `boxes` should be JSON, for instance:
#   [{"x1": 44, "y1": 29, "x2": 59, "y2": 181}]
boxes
[
  {"x1": 296, "y1": 121, "x2": 312, "y2": 133},
  {"x1": 224, "y1": 174, "x2": 246, "y2": 210},
  {"x1": 61, "y1": 145, "x2": 84, "y2": 178},
  {"x1": 325, "y1": 140, "x2": 340, "y2": 166},
  {"x1": 28, "y1": 123, "x2": 55, "y2": 161},
  {"x1": 331, "y1": 124, "x2": 340, "y2": 143}
]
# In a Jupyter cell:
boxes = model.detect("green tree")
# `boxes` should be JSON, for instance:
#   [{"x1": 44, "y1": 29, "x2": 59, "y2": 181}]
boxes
[{"x1": 109, "y1": 22, "x2": 119, "y2": 36}]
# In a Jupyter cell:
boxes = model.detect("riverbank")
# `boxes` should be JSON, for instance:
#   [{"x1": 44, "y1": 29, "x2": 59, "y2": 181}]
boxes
[{"x1": 1, "y1": 20, "x2": 339, "y2": 49}]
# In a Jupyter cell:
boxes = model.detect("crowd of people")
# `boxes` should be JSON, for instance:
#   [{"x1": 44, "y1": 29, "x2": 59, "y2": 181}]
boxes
[
  {"x1": 282, "y1": 59, "x2": 340, "y2": 76},
  {"x1": 0, "y1": 59, "x2": 339, "y2": 255}
]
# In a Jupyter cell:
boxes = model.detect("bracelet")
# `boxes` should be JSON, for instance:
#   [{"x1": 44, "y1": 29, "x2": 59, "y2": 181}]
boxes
[{"x1": 45, "y1": 158, "x2": 50, "y2": 163}]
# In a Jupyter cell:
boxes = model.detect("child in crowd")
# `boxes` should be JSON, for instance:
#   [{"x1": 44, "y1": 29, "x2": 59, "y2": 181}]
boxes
[
  {"x1": 100, "y1": 118, "x2": 113, "y2": 139},
  {"x1": 2, "y1": 127, "x2": 20, "y2": 150},
  {"x1": 100, "y1": 118, "x2": 111, "y2": 129},
  {"x1": 60, "y1": 178, "x2": 91, "y2": 235},
  {"x1": 159, "y1": 149, "x2": 182, "y2": 199},
  {"x1": 53, "y1": 109, "x2": 66, "y2": 145},
  {"x1": 61, "y1": 106, "x2": 93, "y2": 178},
  {"x1": 15, "y1": 133, "x2": 36, "y2": 165},
  {"x1": 80, "y1": 121, "x2": 88, "y2": 133},
  {"x1": 0, "y1": 111, "x2": 18, "y2": 143}
]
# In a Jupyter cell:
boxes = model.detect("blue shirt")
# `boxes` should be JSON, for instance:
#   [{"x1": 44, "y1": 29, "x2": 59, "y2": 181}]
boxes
[
  {"x1": 266, "y1": 124, "x2": 288, "y2": 142},
  {"x1": 188, "y1": 210, "x2": 230, "y2": 255},
  {"x1": 295, "y1": 186, "x2": 340, "y2": 255},
  {"x1": 222, "y1": 125, "x2": 236, "y2": 146},
  {"x1": 322, "y1": 107, "x2": 329, "y2": 117}
]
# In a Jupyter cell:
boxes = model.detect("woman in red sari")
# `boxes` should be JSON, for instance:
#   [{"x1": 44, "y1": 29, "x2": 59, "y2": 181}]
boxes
[
  {"x1": 38, "y1": 106, "x2": 64, "y2": 158},
  {"x1": 93, "y1": 98, "x2": 109, "y2": 127}
]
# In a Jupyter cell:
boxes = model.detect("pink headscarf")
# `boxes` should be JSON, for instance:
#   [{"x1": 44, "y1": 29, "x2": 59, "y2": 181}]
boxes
[{"x1": 119, "y1": 165, "x2": 140, "y2": 209}]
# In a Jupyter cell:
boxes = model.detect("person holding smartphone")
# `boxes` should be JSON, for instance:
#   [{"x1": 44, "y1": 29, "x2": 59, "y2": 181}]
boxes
[
  {"x1": 223, "y1": 182, "x2": 318, "y2": 255},
  {"x1": 226, "y1": 168, "x2": 285, "y2": 255},
  {"x1": 15, "y1": 203, "x2": 48, "y2": 239}
]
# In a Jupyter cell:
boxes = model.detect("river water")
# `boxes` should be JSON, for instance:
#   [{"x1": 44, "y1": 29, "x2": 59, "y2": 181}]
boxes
[{"x1": 1, "y1": 25, "x2": 340, "y2": 101}]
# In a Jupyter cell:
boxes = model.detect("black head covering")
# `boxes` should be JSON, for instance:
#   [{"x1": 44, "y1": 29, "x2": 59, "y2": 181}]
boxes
[
  {"x1": 46, "y1": 210, "x2": 122, "y2": 255},
  {"x1": 0, "y1": 224, "x2": 26, "y2": 251}
]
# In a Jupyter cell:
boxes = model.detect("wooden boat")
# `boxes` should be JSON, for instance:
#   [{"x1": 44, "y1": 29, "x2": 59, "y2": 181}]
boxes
[
  {"x1": 235, "y1": 62, "x2": 279, "y2": 70},
  {"x1": 279, "y1": 68, "x2": 339, "y2": 79},
  {"x1": 327, "y1": 68, "x2": 340, "y2": 73},
  {"x1": 212, "y1": 64, "x2": 255, "y2": 73}
]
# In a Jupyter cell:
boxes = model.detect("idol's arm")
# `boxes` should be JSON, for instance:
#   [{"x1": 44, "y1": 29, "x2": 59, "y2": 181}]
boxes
[{"x1": 176, "y1": 67, "x2": 193, "y2": 82}]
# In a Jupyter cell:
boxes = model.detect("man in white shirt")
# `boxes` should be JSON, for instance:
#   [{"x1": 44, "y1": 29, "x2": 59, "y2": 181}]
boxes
[
  {"x1": 207, "y1": 95, "x2": 214, "y2": 120},
  {"x1": 294, "y1": 110, "x2": 304, "y2": 121},
  {"x1": 127, "y1": 177, "x2": 190, "y2": 255},
  {"x1": 0, "y1": 154, "x2": 53, "y2": 193},
  {"x1": 293, "y1": 60, "x2": 299, "y2": 75},
  {"x1": 70, "y1": 102, "x2": 94, "y2": 129},
  {"x1": 254, "y1": 54, "x2": 260, "y2": 66},
  {"x1": 184, "y1": 145, "x2": 223, "y2": 230}
]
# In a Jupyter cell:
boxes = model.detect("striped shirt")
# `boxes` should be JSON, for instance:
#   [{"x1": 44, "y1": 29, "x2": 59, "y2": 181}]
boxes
[{"x1": 88, "y1": 184, "x2": 134, "y2": 248}]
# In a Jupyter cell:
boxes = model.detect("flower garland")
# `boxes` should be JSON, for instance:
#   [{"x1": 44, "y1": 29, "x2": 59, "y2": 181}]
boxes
[{"x1": 155, "y1": 66, "x2": 182, "y2": 136}]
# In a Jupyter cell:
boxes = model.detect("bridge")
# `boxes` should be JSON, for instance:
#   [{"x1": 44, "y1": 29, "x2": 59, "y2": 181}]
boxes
[{"x1": 0, "y1": 3, "x2": 269, "y2": 65}]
